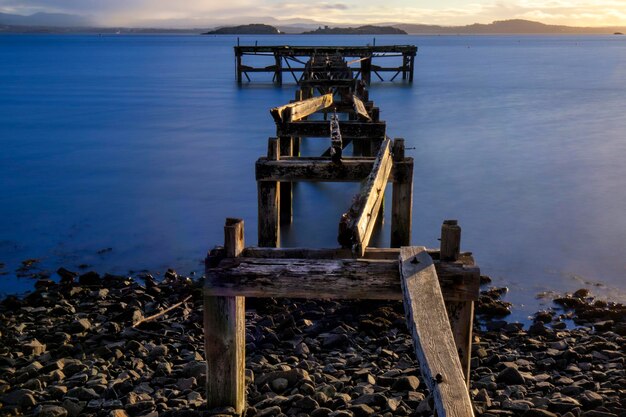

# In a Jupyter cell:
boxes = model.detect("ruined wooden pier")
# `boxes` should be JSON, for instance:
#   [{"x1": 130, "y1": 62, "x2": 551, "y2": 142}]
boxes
[
  {"x1": 204, "y1": 46, "x2": 479, "y2": 417},
  {"x1": 234, "y1": 45, "x2": 418, "y2": 85}
]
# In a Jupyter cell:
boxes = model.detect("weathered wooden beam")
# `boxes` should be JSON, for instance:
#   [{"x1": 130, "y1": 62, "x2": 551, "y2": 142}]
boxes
[
  {"x1": 204, "y1": 218, "x2": 246, "y2": 413},
  {"x1": 255, "y1": 156, "x2": 413, "y2": 183},
  {"x1": 235, "y1": 45, "x2": 418, "y2": 55},
  {"x1": 270, "y1": 93, "x2": 333, "y2": 124},
  {"x1": 205, "y1": 255, "x2": 479, "y2": 302},
  {"x1": 352, "y1": 95, "x2": 372, "y2": 121},
  {"x1": 338, "y1": 138, "x2": 392, "y2": 256},
  {"x1": 257, "y1": 138, "x2": 280, "y2": 247},
  {"x1": 235, "y1": 246, "x2": 474, "y2": 263},
  {"x1": 277, "y1": 120, "x2": 385, "y2": 139},
  {"x1": 399, "y1": 247, "x2": 475, "y2": 417},
  {"x1": 391, "y1": 139, "x2": 413, "y2": 247}
]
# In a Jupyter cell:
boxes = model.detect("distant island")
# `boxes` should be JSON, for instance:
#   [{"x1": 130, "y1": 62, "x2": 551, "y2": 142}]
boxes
[
  {"x1": 302, "y1": 25, "x2": 407, "y2": 35},
  {"x1": 203, "y1": 24, "x2": 280, "y2": 35}
]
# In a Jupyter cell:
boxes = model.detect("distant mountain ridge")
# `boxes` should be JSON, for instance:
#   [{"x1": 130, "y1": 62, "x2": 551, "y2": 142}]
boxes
[
  {"x1": 394, "y1": 19, "x2": 626, "y2": 34},
  {"x1": 303, "y1": 25, "x2": 407, "y2": 35}
]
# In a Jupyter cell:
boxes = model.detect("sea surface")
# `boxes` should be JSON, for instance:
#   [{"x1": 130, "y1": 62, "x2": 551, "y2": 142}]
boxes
[{"x1": 1, "y1": 33, "x2": 626, "y2": 321}]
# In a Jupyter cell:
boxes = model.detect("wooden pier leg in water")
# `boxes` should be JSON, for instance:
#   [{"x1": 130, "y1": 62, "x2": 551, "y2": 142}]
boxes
[
  {"x1": 204, "y1": 218, "x2": 246, "y2": 412},
  {"x1": 275, "y1": 53, "x2": 283, "y2": 85},
  {"x1": 279, "y1": 136, "x2": 293, "y2": 224},
  {"x1": 391, "y1": 139, "x2": 413, "y2": 247},
  {"x1": 236, "y1": 50, "x2": 243, "y2": 84},
  {"x1": 441, "y1": 219, "x2": 474, "y2": 387},
  {"x1": 409, "y1": 54, "x2": 415, "y2": 83},
  {"x1": 361, "y1": 55, "x2": 372, "y2": 85},
  {"x1": 258, "y1": 138, "x2": 280, "y2": 247}
]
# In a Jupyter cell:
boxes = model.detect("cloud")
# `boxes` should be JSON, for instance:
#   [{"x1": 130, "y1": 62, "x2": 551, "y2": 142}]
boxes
[{"x1": 1, "y1": 0, "x2": 625, "y2": 26}]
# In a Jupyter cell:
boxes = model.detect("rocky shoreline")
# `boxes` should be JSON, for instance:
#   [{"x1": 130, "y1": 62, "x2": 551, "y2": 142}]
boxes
[{"x1": 0, "y1": 269, "x2": 624, "y2": 417}]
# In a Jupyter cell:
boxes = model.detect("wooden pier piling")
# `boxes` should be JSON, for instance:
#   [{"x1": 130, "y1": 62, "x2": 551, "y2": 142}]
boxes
[{"x1": 204, "y1": 218, "x2": 246, "y2": 413}]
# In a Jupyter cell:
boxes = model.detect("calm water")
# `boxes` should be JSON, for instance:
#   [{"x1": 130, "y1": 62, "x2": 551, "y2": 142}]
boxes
[{"x1": 1, "y1": 34, "x2": 626, "y2": 320}]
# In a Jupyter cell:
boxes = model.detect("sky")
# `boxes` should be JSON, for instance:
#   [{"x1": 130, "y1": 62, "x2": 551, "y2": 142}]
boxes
[{"x1": 1, "y1": 0, "x2": 626, "y2": 27}]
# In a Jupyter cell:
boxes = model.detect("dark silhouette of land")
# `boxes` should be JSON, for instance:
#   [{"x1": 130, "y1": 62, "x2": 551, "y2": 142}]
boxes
[
  {"x1": 203, "y1": 24, "x2": 279, "y2": 35},
  {"x1": 302, "y1": 25, "x2": 407, "y2": 35}
]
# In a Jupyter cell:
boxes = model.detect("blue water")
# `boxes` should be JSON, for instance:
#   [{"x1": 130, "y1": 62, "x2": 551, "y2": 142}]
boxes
[{"x1": 1, "y1": 34, "x2": 626, "y2": 320}]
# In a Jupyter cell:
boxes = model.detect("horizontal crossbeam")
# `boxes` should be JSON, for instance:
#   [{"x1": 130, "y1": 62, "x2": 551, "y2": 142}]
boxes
[
  {"x1": 277, "y1": 120, "x2": 385, "y2": 138},
  {"x1": 255, "y1": 157, "x2": 413, "y2": 182},
  {"x1": 205, "y1": 255, "x2": 479, "y2": 302}
]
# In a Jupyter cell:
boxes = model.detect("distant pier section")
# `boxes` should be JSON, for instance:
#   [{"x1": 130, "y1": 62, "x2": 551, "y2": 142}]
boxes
[{"x1": 234, "y1": 44, "x2": 418, "y2": 84}]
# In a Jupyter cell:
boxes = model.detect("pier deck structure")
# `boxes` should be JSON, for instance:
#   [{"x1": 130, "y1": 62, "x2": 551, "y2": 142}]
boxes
[
  {"x1": 234, "y1": 44, "x2": 418, "y2": 84},
  {"x1": 204, "y1": 46, "x2": 478, "y2": 417}
]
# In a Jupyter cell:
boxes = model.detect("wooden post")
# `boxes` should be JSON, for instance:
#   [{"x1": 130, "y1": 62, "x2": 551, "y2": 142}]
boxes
[
  {"x1": 235, "y1": 49, "x2": 243, "y2": 84},
  {"x1": 441, "y1": 220, "x2": 461, "y2": 261},
  {"x1": 258, "y1": 138, "x2": 280, "y2": 247},
  {"x1": 409, "y1": 54, "x2": 415, "y2": 83},
  {"x1": 440, "y1": 219, "x2": 474, "y2": 387},
  {"x1": 361, "y1": 55, "x2": 372, "y2": 85},
  {"x1": 402, "y1": 54, "x2": 408, "y2": 80},
  {"x1": 391, "y1": 139, "x2": 412, "y2": 247},
  {"x1": 279, "y1": 136, "x2": 293, "y2": 224},
  {"x1": 275, "y1": 53, "x2": 282, "y2": 85},
  {"x1": 204, "y1": 218, "x2": 246, "y2": 413}
]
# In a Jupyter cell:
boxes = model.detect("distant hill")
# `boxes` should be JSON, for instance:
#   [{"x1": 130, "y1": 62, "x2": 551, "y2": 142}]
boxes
[
  {"x1": 203, "y1": 24, "x2": 280, "y2": 35},
  {"x1": 394, "y1": 19, "x2": 626, "y2": 34},
  {"x1": 303, "y1": 25, "x2": 407, "y2": 35}
]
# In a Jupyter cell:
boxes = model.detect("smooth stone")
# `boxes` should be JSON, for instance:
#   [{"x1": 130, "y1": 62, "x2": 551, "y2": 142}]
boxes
[{"x1": 38, "y1": 405, "x2": 68, "y2": 417}]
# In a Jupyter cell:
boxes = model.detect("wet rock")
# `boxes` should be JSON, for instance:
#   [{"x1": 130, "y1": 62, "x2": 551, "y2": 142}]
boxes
[
  {"x1": 497, "y1": 366, "x2": 525, "y2": 385},
  {"x1": 349, "y1": 404, "x2": 375, "y2": 417},
  {"x1": 66, "y1": 386, "x2": 99, "y2": 400},
  {"x1": 23, "y1": 339, "x2": 47, "y2": 355},
  {"x1": 68, "y1": 318, "x2": 91, "y2": 334},
  {"x1": 271, "y1": 377, "x2": 289, "y2": 393},
  {"x1": 392, "y1": 375, "x2": 419, "y2": 391},
  {"x1": 38, "y1": 406, "x2": 68, "y2": 417},
  {"x1": 78, "y1": 271, "x2": 101, "y2": 286}
]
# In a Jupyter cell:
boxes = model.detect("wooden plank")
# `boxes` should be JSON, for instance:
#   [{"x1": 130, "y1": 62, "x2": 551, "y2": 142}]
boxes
[
  {"x1": 256, "y1": 157, "x2": 413, "y2": 183},
  {"x1": 204, "y1": 219, "x2": 246, "y2": 413},
  {"x1": 277, "y1": 120, "x2": 385, "y2": 139},
  {"x1": 205, "y1": 256, "x2": 479, "y2": 302},
  {"x1": 236, "y1": 45, "x2": 418, "y2": 55},
  {"x1": 399, "y1": 247, "x2": 475, "y2": 417},
  {"x1": 391, "y1": 139, "x2": 413, "y2": 247},
  {"x1": 238, "y1": 246, "x2": 473, "y2": 261},
  {"x1": 352, "y1": 95, "x2": 372, "y2": 121},
  {"x1": 338, "y1": 138, "x2": 393, "y2": 255},
  {"x1": 270, "y1": 93, "x2": 333, "y2": 124}
]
